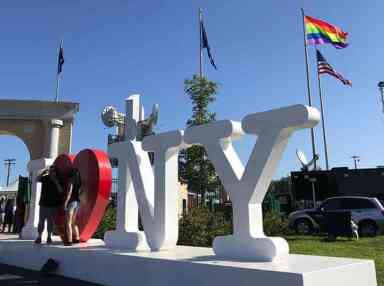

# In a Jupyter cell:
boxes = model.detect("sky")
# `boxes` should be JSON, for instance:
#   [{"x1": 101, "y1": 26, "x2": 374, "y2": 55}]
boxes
[{"x1": 0, "y1": 0, "x2": 383, "y2": 185}]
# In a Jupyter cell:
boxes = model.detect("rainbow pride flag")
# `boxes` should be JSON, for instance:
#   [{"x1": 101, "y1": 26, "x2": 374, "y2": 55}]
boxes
[{"x1": 305, "y1": 15, "x2": 348, "y2": 49}]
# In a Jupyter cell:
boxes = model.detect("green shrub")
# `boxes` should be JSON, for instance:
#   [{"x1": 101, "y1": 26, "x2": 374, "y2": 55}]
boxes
[
  {"x1": 178, "y1": 207, "x2": 232, "y2": 247},
  {"x1": 263, "y1": 211, "x2": 292, "y2": 236},
  {"x1": 93, "y1": 205, "x2": 291, "y2": 243},
  {"x1": 93, "y1": 206, "x2": 116, "y2": 239}
]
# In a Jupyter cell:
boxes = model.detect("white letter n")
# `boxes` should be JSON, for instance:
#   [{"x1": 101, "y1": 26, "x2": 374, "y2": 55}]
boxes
[{"x1": 104, "y1": 130, "x2": 182, "y2": 251}]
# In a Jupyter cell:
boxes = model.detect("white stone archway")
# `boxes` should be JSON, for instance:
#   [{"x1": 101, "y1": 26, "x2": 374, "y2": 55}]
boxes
[
  {"x1": 0, "y1": 100, "x2": 79, "y2": 159},
  {"x1": 0, "y1": 99, "x2": 79, "y2": 238}
]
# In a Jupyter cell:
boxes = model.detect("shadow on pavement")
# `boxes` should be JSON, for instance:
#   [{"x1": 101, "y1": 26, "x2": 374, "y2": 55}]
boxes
[{"x1": 0, "y1": 263, "x2": 105, "y2": 286}]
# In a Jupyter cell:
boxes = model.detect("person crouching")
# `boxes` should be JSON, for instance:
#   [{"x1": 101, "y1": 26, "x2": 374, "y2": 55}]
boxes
[
  {"x1": 35, "y1": 165, "x2": 63, "y2": 244},
  {"x1": 63, "y1": 168, "x2": 81, "y2": 246}
]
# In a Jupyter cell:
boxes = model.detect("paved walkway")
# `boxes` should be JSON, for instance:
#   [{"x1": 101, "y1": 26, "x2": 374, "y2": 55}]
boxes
[
  {"x1": 0, "y1": 263, "x2": 105, "y2": 286},
  {"x1": 0, "y1": 234, "x2": 104, "y2": 286}
]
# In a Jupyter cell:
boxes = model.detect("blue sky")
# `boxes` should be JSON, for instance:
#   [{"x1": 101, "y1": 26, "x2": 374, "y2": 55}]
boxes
[{"x1": 0, "y1": 0, "x2": 383, "y2": 185}]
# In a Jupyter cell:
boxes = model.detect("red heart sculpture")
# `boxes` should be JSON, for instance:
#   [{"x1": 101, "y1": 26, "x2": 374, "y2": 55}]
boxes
[{"x1": 53, "y1": 149, "x2": 112, "y2": 242}]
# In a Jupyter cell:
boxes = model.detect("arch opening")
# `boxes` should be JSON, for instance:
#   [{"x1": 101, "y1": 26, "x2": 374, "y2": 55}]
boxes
[{"x1": 0, "y1": 134, "x2": 31, "y2": 188}]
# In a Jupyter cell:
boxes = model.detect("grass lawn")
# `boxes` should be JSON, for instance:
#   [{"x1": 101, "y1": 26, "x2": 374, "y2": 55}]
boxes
[{"x1": 287, "y1": 235, "x2": 383, "y2": 286}]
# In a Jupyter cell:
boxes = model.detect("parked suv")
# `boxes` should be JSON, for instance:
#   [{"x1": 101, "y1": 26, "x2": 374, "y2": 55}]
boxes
[{"x1": 288, "y1": 196, "x2": 384, "y2": 237}]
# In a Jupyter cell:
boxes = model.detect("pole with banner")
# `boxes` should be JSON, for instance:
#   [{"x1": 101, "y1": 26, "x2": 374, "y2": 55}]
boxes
[
  {"x1": 301, "y1": 8, "x2": 317, "y2": 170},
  {"x1": 316, "y1": 56, "x2": 330, "y2": 170},
  {"x1": 55, "y1": 38, "x2": 64, "y2": 102},
  {"x1": 199, "y1": 8, "x2": 203, "y2": 78}
]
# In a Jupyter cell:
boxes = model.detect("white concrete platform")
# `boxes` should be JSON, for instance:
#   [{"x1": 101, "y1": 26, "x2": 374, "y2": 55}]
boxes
[{"x1": 0, "y1": 235, "x2": 377, "y2": 286}]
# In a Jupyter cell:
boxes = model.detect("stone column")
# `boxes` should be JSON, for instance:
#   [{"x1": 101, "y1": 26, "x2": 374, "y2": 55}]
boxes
[
  {"x1": 21, "y1": 158, "x2": 53, "y2": 240},
  {"x1": 45, "y1": 119, "x2": 63, "y2": 158}
]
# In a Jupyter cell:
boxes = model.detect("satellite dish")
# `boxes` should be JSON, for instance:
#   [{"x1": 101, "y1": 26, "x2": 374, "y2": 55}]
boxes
[
  {"x1": 295, "y1": 149, "x2": 319, "y2": 171},
  {"x1": 296, "y1": 149, "x2": 308, "y2": 166},
  {"x1": 101, "y1": 106, "x2": 125, "y2": 128}
]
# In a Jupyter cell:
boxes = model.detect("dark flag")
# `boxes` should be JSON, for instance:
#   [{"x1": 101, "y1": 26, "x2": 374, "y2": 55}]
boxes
[
  {"x1": 57, "y1": 41, "x2": 64, "y2": 75},
  {"x1": 316, "y1": 49, "x2": 351, "y2": 86},
  {"x1": 201, "y1": 21, "x2": 217, "y2": 70}
]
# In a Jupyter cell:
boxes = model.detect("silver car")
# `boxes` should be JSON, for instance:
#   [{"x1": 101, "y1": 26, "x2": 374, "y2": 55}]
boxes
[{"x1": 288, "y1": 196, "x2": 384, "y2": 237}]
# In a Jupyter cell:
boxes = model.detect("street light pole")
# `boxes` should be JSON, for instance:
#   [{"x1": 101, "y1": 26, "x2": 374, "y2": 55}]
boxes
[
  {"x1": 308, "y1": 178, "x2": 317, "y2": 208},
  {"x1": 351, "y1": 155, "x2": 360, "y2": 170},
  {"x1": 304, "y1": 174, "x2": 317, "y2": 208},
  {"x1": 4, "y1": 158, "x2": 16, "y2": 186},
  {"x1": 378, "y1": 81, "x2": 384, "y2": 113}
]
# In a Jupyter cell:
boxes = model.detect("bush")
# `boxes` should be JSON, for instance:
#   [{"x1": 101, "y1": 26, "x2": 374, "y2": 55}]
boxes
[
  {"x1": 93, "y1": 206, "x2": 116, "y2": 239},
  {"x1": 263, "y1": 211, "x2": 292, "y2": 236},
  {"x1": 92, "y1": 205, "x2": 291, "y2": 243},
  {"x1": 178, "y1": 207, "x2": 232, "y2": 247}
]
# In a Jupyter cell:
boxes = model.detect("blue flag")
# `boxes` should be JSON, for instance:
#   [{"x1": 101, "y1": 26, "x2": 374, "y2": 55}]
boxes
[
  {"x1": 57, "y1": 41, "x2": 64, "y2": 75},
  {"x1": 201, "y1": 21, "x2": 217, "y2": 70}
]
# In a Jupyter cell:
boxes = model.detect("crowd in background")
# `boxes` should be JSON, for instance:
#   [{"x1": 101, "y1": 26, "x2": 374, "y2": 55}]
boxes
[{"x1": 0, "y1": 196, "x2": 25, "y2": 234}]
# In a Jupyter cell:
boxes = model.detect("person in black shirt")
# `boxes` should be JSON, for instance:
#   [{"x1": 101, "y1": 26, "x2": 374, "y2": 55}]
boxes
[
  {"x1": 0, "y1": 197, "x2": 5, "y2": 229},
  {"x1": 2, "y1": 198, "x2": 15, "y2": 233},
  {"x1": 35, "y1": 165, "x2": 62, "y2": 244},
  {"x1": 64, "y1": 168, "x2": 81, "y2": 245}
]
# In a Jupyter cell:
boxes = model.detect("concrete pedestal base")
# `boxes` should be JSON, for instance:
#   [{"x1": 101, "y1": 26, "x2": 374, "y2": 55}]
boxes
[
  {"x1": 0, "y1": 235, "x2": 377, "y2": 286},
  {"x1": 104, "y1": 230, "x2": 150, "y2": 251},
  {"x1": 20, "y1": 225, "x2": 38, "y2": 240},
  {"x1": 21, "y1": 226, "x2": 48, "y2": 241}
]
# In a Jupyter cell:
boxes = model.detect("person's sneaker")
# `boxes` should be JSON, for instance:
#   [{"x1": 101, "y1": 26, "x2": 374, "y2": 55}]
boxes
[
  {"x1": 73, "y1": 239, "x2": 80, "y2": 244},
  {"x1": 46, "y1": 237, "x2": 52, "y2": 244},
  {"x1": 63, "y1": 242, "x2": 73, "y2": 246},
  {"x1": 34, "y1": 237, "x2": 42, "y2": 244}
]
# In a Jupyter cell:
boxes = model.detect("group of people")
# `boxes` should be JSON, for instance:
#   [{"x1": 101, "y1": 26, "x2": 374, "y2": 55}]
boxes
[{"x1": 35, "y1": 165, "x2": 82, "y2": 246}]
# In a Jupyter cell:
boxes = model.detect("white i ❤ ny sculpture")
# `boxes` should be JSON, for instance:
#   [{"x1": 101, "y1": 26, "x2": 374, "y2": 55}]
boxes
[
  {"x1": 0, "y1": 95, "x2": 377, "y2": 286},
  {"x1": 105, "y1": 94, "x2": 320, "y2": 261}
]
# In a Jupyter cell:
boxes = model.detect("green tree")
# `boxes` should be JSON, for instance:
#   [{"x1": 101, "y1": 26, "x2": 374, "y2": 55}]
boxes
[
  {"x1": 179, "y1": 75, "x2": 220, "y2": 204},
  {"x1": 185, "y1": 75, "x2": 217, "y2": 126}
]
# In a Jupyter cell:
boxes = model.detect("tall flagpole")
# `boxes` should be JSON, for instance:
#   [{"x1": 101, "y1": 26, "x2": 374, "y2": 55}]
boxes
[
  {"x1": 301, "y1": 8, "x2": 317, "y2": 170},
  {"x1": 316, "y1": 55, "x2": 330, "y2": 170},
  {"x1": 199, "y1": 8, "x2": 203, "y2": 78},
  {"x1": 55, "y1": 38, "x2": 63, "y2": 102},
  {"x1": 55, "y1": 73, "x2": 60, "y2": 102}
]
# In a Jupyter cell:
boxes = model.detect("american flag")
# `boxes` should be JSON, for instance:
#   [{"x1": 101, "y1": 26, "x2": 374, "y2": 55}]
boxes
[{"x1": 316, "y1": 49, "x2": 351, "y2": 86}]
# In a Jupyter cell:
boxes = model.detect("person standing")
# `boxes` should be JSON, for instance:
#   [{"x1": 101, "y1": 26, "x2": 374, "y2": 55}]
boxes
[
  {"x1": 2, "y1": 198, "x2": 15, "y2": 233},
  {"x1": 0, "y1": 197, "x2": 5, "y2": 230},
  {"x1": 14, "y1": 191, "x2": 26, "y2": 236},
  {"x1": 35, "y1": 165, "x2": 62, "y2": 244},
  {"x1": 63, "y1": 168, "x2": 81, "y2": 246}
]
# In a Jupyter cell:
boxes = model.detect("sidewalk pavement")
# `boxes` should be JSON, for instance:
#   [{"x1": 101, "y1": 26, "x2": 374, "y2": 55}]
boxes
[
  {"x1": 0, "y1": 233, "x2": 104, "y2": 286},
  {"x1": 0, "y1": 263, "x2": 105, "y2": 286}
]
